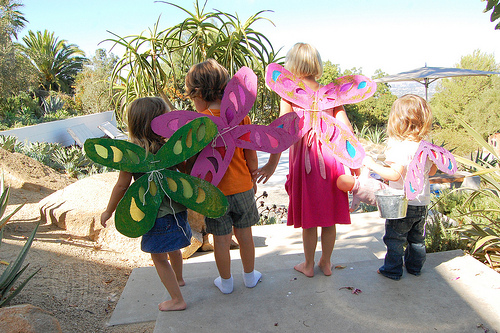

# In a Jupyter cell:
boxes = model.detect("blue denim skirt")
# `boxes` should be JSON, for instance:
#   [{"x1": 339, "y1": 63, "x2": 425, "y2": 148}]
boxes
[{"x1": 141, "y1": 211, "x2": 192, "y2": 254}]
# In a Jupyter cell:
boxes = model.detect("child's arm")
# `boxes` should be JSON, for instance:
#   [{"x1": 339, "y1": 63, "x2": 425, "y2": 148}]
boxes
[
  {"x1": 101, "y1": 170, "x2": 133, "y2": 227},
  {"x1": 253, "y1": 99, "x2": 293, "y2": 184},
  {"x1": 244, "y1": 148, "x2": 259, "y2": 193},
  {"x1": 429, "y1": 163, "x2": 438, "y2": 176},
  {"x1": 363, "y1": 156, "x2": 404, "y2": 182}
]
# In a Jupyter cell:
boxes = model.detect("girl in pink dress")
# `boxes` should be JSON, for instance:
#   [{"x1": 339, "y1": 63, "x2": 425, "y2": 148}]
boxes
[{"x1": 255, "y1": 43, "x2": 355, "y2": 277}]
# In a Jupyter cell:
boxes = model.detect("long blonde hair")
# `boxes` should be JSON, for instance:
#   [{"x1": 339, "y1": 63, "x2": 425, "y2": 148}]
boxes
[
  {"x1": 285, "y1": 42, "x2": 323, "y2": 79},
  {"x1": 127, "y1": 97, "x2": 169, "y2": 154},
  {"x1": 387, "y1": 94, "x2": 432, "y2": 142}
]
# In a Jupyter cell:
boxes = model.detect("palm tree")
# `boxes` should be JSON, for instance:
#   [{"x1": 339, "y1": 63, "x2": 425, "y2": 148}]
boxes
[
  {"x1": 18, "y1": 30, "x2": 86, "y2": 94},
  {"x1": 0, "y1": 0, "x2": 27, "y2": 40}
]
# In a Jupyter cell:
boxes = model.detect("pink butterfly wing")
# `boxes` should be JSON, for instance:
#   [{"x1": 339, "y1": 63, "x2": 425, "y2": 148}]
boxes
[
  {"x1": 265, "y1": 63, "x2": 315, "y2": 110},
  {"x1": 220, "y1": 66, "x2": 257, "y2": 127},
  {"x1": 404, "y1": 141, "x2": 457, "y2": 200},
  {"x1": 316, "y1": 75, "x2": 377, "y2": 110},
  {"x1": 423, "y1": 141, "x2": 457, "y2": 175},
  {"x1": 190, "y1": 139, "x2": 236, "y2": 186},
  {"x1": 152, "y1": 111, "x2": 216, "y2": 138},
  {"x1": 316, "y1": 113, "x2": 365, "y2": 169},
  {"x1": 231, "y1": 112, "x2": 300, "y2": 153}
]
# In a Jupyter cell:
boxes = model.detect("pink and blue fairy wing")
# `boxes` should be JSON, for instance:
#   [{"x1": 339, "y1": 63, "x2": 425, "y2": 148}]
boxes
[
  {"x1": 190, "y1": 139, "x2": 236, "y2": 186},
  {"x1": 220, "y1": 66, "x2": 257, "y2": 127},
  {"x1": 231, "y1": 112, "x2": 300, "y2": 153},
  {"x1": 316, "y1": 114, "x2": 365, "y2": 169},
  {"x1": 316, "y1": 75, "x2": 377, "y2": 109},
  {"x1": 404, "y1": 141, "x2": 457, "y2": 200},
  {"x1": 405, "y1": 148, "x2": 428, "y2": 200},
  {"x1": 421, "y1": 141, "x2": 457, "y2": 175},
  {"x1": 265, "y1": 63, "x2": 315, "y2": 110}
]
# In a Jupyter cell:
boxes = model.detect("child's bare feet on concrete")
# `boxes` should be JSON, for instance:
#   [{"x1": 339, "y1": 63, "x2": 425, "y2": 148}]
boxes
[
  {"x1": 294, "y1": 262, "x2": 314, "y2": 277},
  {"x1": 158, "y1": 299, "x2": 187, "y2": 311},
  {"x1": 177, "y1": 278, "x2": 185, "y2": 287},
  {"x1": 318, "y1": 260, "x2": 333, "y2": 276}
]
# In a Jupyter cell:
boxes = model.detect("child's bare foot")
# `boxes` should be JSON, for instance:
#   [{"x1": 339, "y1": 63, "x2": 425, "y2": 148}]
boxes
[
  {"x1": 294, "y1": 262, "x2": 314, "y2": 277},
  {"x1": 158, "y1": 299, "x2": 187, "y2": 311},
  {"x1": 177, "y1": 279, "x2": 185, "y2": 287},
  {"x1": 318, "y1": 260, "x2": 333, "y2": 276}
]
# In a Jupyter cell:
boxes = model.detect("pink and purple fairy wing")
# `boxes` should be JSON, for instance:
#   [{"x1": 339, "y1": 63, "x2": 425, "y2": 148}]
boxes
[
  {"x1": 151, "y1": 111, "x2": 217, "y2": 138},
  {"x1": 190, "y1": 141, "x2": 236, "y2": 186},
  {"x1": 220, "y1": 66, "x2": 257, "y2": 127},
  {"x1": 231, "y1": 112, "x2": 300, "y2": 153},
  {"x1": 404, "y1": 140, "x2": 457, "y2": 200}
]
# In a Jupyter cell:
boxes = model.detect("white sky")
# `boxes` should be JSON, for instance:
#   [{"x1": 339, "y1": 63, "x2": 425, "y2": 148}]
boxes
[{"x1": 18, "y1": 0, "x2": 500, "y2": 77}]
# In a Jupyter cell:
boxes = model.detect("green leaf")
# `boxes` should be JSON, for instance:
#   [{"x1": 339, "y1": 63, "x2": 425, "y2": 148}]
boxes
[{"x1": 0, "y1": 223, "x2": 38, "y2": 290}]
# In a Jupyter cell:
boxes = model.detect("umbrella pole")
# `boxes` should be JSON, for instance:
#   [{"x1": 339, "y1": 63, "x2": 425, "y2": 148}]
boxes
[{"x1": 424, "y1": 78, "x2": 429, "y2": 101}]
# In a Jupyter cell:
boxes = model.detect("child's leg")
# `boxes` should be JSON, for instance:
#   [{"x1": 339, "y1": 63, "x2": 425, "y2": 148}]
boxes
[
  {"x1": 295, "y1": 227, "x2": 318, "y2": 277},
  {"x1": 168, "y1": 250, "x2": 185, "y2": 286},
  {"x1": 234, "y1": 226, "x2": 261, "y2": 288},
  {"x1": 213, "y1": 233, "x2": 234, "y2": 293},
  {"x1": 151, "y1": 253, "x2": 186, "y2": 311},
  {"x1": 378, "y1": 217, "x2": 413, "y2": 280},
  {"x1": 318, "y1": 225, "x2": 336, "y2": 276},
  {"x1": 404, "y1": 207, "x2": 428, "y2": 275}
]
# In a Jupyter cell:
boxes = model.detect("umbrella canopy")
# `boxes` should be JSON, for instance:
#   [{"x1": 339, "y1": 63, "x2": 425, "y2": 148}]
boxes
[{"x1": 375, "y1": 66, "x2": 500, "y2": 100}]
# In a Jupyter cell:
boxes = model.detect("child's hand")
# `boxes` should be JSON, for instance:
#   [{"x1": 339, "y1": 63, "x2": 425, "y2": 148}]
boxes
[
  {"x1": 362, "y1": 156, "x2": 376, "y2": 170},
  {"x1": 100, "y1": 211, "x2": 112, "y2": 228},
  {"x1": 253, "y1": 163, "x2": 277, "y2": 184}
]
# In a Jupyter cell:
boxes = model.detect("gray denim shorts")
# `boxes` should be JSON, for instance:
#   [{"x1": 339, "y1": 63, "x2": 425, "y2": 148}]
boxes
[{"x1": 205, "y1": 189, "x2": 259, "y2": 236}]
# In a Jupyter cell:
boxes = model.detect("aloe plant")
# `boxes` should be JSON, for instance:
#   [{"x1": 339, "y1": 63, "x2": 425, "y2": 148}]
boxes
[
  {"x1": 450, "y1": 118, "x2": 500, "y2": 270},
  {"x1": 0, "y1": 174, "x2": 39, "y2": 307}
]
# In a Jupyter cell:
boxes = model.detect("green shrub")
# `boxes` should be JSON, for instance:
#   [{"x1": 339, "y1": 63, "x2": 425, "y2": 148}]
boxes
[{"x1": 425, "y1": 211, "x2": 467, "y2": 253}]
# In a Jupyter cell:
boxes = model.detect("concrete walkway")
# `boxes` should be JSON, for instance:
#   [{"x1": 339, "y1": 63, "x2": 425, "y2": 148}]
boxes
[
  {"x1": 107, "y1": 151, "x2": 500, "y2": 332},
  {"x1": 108, "y1": 212, "x2": 500, "y2": 332}
]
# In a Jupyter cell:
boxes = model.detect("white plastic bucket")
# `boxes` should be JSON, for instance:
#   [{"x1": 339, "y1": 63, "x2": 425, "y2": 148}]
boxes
[{"x1": 375, "y1": 189, "x2": 408, "y2": 219}]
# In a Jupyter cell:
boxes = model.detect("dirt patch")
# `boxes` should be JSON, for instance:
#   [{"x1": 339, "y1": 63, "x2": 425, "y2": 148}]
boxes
[{"x1": 1, "y1": 149, "x2": 156, "y2": 332}]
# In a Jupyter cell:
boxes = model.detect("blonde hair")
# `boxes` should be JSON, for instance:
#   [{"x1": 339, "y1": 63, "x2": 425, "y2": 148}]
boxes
[
  {"x1": 127, "y1": 97, "x2": 169, "y2": 154},
  {"x1": 285, "y1": 43, "x2": 323, "y2": 79},
  {"x1": 387, "y1": 94, "x2": 432, "y2": 142},
  {"x1": 185, "y1": 58, "x2": 230, "y2": 102}
]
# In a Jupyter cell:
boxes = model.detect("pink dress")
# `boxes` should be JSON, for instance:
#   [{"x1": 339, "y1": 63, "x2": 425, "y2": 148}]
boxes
[{"x1": 285, "y1": 107, "x2": 351, "y2": 229}]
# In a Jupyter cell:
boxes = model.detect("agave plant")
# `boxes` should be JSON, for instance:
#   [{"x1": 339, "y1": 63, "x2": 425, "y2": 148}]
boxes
[
  {"x1": 451, "y1": 118, "x2": 500, "y2": 270},
  {"x1": 105, "y1": 0, "x2": 278, "y2": 123},
  {"x1": 0, "y1": 135, "x2": 22, "y2": 153},
  {"x1": 51, "y1": 145, "x2": 90, "y2": 178},
  {"x1": 0, "y1": 174, "x2": 39, "y2": 307}
]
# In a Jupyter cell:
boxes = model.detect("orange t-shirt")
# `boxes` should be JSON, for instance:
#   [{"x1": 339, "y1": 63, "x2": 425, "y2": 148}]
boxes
[{"x1": 201, "y1": 109, "x2": 254, "y2": 196}]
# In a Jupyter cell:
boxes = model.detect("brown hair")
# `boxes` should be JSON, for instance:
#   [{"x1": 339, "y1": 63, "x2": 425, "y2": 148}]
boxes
[
  {"x1": 185, "y1": 58, "x2": 230, "y2": 102},
  {"x1": 387, "y1": 94, "x2": 433, "y2": 142},
  {"x1": 285, "y1": 43, "x2": 323, "y2": 79},
  {"x1": 127, "y1": 97, "x2": 169, "y2": 154}
]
